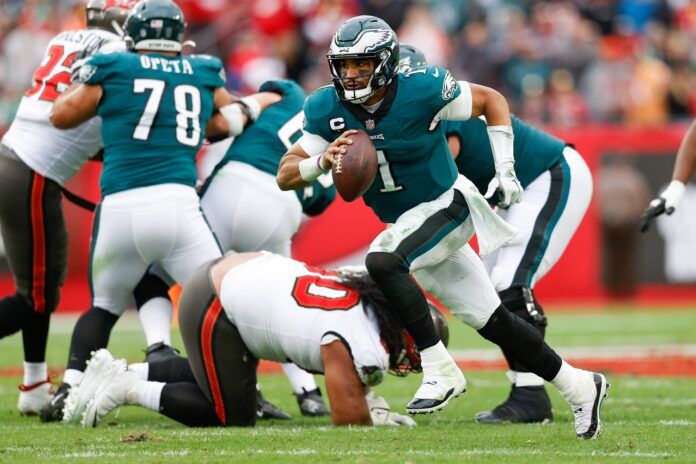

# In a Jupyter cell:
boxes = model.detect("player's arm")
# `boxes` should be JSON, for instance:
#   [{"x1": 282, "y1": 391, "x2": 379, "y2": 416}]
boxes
[
  {"x1": 50, "y1": 83, "x2": 102, "y2": 129},
  {"x1": 206, "y1": 89, "x2": 283, "y2": 141},
  {"x1": 640, "y1": 120, "x2": 696, "y2": 231},
  {"x1": 320, "y1": 340, "x2": 372, "y2": 426},
  {"x1": 277, "y1": 130, "x2": 358, "y2": 190}
]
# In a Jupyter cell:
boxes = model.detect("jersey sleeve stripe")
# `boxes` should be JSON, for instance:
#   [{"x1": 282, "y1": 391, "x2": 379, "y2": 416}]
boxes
[{"x1": 200, "y1": 296, "x2": 226, "y2": 425}]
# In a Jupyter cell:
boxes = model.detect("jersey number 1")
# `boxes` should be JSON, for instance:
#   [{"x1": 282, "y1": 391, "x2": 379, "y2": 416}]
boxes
[
  {"x1": 376, "y1": 150, "x2": 403, "y2": 193},
  {"x1": 132, "y1": 79, "x2": 201, "y2": 147}
]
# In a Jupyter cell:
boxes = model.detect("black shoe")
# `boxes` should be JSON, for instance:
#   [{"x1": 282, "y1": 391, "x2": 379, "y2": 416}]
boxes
[
  {"x1": 145, "y1": 342, "x2": 181, "y2": 363},
  {"x1": 295, "y1": 388, "x2": 329, "y2": 417},
  {"x1": 475, "y1": 385, "x2": 553, "y2": 424},
  {"x1": 39, "y1": 382, "x2": 70, "y2": 422},
  {"x1": 257, "y1": 390, "x2": 291, "y2": 420}
]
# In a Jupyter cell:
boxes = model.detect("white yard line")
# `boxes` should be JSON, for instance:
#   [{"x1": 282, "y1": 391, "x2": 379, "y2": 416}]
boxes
[{"x1": 450, "y1": 344, "x2": 696, "y2": 361}]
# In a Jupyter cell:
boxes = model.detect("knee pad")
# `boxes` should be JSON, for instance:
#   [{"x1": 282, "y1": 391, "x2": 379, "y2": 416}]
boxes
[
  {"x1": 498, "y1": 287, "x2": 547, "y2": 329},
  {"x1": 365, "y1": 252, "x2": 408, "y2": 280},
  {"x1": 134, "y1": 273, "x2": 171, "y2": 309}
]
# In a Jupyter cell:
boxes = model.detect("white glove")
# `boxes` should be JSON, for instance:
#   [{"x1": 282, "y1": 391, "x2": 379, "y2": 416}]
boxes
[
  {"x1": 484, "y1": 165, "x2": 523, "y2": 208},
  {"x1": 366, "y1": 392, "x2": 416, "y2": 426},
  {"x1": 639, "y1": 180, "x2": 686, "y2": 232}
]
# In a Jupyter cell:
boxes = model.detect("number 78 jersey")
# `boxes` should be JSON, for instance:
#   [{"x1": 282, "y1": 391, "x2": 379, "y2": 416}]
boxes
[
  {"x1": 301, "y1": 66, "x2": 461, "y2": 223},
  {"x1": 83, "y1": 52, "x2": 225, "y2": 196}
]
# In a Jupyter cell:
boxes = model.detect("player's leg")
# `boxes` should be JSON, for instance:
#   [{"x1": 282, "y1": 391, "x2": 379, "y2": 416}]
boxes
[
  {"x1": 415, "y1": 246, "x2": 608, "y2": 438},
  {"x1": 133, "y1": 271, "x2": 179, "y2": 362},
  {"x1": 0, "y1": 152, "x2": 68, "y2": 414},
  {"x1": 366, "y1": 188, "x2": 472, "y2": 413},
  {"x1": 479, "y1": 147, "x2": 593, "y2": 423}
]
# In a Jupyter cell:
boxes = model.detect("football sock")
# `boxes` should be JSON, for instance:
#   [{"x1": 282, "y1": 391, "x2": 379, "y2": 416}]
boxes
[
  {"x1": 281, "y1": 363, "x2": 318, "y2": 394},
  {"x1": 159, "y1": 382, "x2": 223, "y2": 427},
  {"x1": 137, "y1": 297, "x2": 173, "y2": 346},
  {"x1": 23, "y1": 361, "x2": 47, "y2": 386},
  {"x1": 478, "y1": 305, "x2": 561, "y2": 381},
  {"x1": 0, "y1": 294, "x2": 31, "y2": 338},
  {"x1": 498, "y1": 287, "x2": 547, "y2": 374},
  {"x1": 21, "y1": 309, "x2": 50, "y2": 362},
  {"x1": 130, "y1": 380, "x2": 165, "y2": 411},
  {"x1": 513, "y1": 371, "x2": 545, "y2": 387},
  {"x1": 62, "y1": 369, "x2": 83, "y2": 387},
  {"x1": 420, "y1": 341, "x2": 457, "y2": 373},
  {"x1": 129, "y1": 363, "x2": 148, "y2": 381},
  {"x1": 551, "y1": 361, "x2": 595, "y2": 405},
  {"x1": 65, "y1": 306, "x2": 119, "y2": 372},
  {"x1": 147, "y1": 357, "x2": 195, "y2": 383},
  {"x1": 365, "y1": 251, "x2": 440, "y2": 350}
]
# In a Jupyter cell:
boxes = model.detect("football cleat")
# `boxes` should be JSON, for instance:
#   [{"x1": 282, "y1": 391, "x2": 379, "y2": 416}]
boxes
[
  {"x1": 82, "y1": 358, "x2": 136, "y2": 427},
  {"x1": 63, "y1": 349, "x2": 116, "y2": 423},
  {"x1": 296, "y1": 388, "x2": 329, "y2": 417},
  {"x1": 573, "y1": 372, "x2": 609, "y2": 439},
  {"x1": 17, "y1": 378, "x2": 53, "y2": 416},
  {"x1": 144, "y1": 342, "x2": 181, "y2": 363},
  {"x1": 406, "y1": 361, "x2": 466, "y2": 415},
  {"x1": 257, "y1": 390, "x2": 291, "y2": 420},
  {"x1": 475, "y1": 385, "x2": 553, "y2": 424},
  {"x1": 40, "y1": 382, "x2": 70, "y2": 422}
]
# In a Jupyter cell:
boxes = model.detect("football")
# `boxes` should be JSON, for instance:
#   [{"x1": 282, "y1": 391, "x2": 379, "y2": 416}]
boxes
[{"x1": 331, "y1": 130, "x2": 378, "y2": 202}]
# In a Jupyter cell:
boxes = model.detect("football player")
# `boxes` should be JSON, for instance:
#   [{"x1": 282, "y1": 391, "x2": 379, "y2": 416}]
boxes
[
  {"x1": 64, "y1": 252, "x2": 424, "y2": 428},
  {"x1": 0, "y1": 0, "x2": 134, "y2": 416},
  {"x1": 398, "y1": 45, "x2": 593, "y2": 424},
  {"x1": 199, "y1": 78, "x2": 335, "y2": 418},
  {"x1": 277, "y1": 16, "x2": 609, "y2": 438},
  {"x1": 639, "y1": 121, "x2": 696, "y2": 231},
  {"x1": 41, "y1": 0, "x2": 268, "y2": 421}
]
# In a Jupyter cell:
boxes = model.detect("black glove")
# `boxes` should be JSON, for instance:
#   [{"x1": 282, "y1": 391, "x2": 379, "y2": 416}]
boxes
[{"x1": 639, "y1": 197, "x2": 673, "y2": 233}]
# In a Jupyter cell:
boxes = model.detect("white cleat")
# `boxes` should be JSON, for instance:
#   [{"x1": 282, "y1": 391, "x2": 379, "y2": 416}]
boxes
[
  {"x1": 82, "y1": 359, "x2": 139, "y2": 428},
  {"x1": 406, "y1": 361, "x2": 466, "y2": 415},
  {"x1": 62, "y1": 349, "x2": 115, "y2": 423},
  {"x1": 573, "y1": 372, "x2": 610, "y2": 439},
  {"x1": 17, "y1": 379, "x2": 53, "y2": 415}
]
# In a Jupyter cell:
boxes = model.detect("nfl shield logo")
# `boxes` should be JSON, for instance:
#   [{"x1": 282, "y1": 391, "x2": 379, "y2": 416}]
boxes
[{"x1": 366, "y1": 119, "x2": 375, "y2": 130}]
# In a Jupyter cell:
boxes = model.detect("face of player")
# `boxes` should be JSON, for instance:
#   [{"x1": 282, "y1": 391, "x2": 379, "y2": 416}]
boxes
[{"x1": 338, "y1": 58, "x2": 376, "y2": 90}]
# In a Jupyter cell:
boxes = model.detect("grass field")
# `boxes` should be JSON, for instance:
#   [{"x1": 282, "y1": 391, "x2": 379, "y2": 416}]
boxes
[{"x1": 1, "y1": 307, "x2": 695, "y2": 463}]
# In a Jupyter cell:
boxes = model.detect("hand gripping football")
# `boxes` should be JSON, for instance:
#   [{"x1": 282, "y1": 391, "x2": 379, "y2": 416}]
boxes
[{"x1": 331, "y1": 130, "x2": 378, "y2": 202}]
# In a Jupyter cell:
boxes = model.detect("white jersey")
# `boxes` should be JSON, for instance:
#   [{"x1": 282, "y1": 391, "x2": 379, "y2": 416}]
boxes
[
  {"x1": 219, "y1": 253, "x2": 389, "y2": 386},
  {"x1": 1, "y1": 29, "x2": 125, "y2": 186}
]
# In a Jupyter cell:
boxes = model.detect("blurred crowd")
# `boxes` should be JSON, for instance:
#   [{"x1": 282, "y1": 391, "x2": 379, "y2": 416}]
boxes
[{"x1": 3, "y1": 0, "x2": 696, "y2": 133}]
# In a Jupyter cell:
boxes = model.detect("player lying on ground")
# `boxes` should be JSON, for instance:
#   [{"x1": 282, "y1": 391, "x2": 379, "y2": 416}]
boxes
[
  {"x1": 64, "y1": 252, "x2": 431, "y2": 427},
  {"x1": 0, "y1": 0, "x2": 136, "y2": 416},
  {"x1": 399, "y1": 45, "x2": 593, "y2": 424},
  {"x1": 277, "y1": 15, "x2": 609, "y2": 438},
  {"x1": 41, "y1": 0, "x2": 273, "y2": 422}
]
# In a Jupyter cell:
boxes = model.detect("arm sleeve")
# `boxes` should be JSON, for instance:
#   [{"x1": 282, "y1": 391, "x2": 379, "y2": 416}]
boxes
[
  {"x1": 429, "y1": 81, "x2": 473, "y2": 129},
  {"x1": 297, "y1": 132, "x2": 330, "y2": 156}
]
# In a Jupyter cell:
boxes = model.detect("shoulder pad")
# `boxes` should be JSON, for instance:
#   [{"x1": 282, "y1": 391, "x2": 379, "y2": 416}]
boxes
[
  {"x1": 259, "y1": 79, "x2": 304, "y2": 99},
  {"x1": 304, "y1": 86, "x2": 338, "y2": 119}
]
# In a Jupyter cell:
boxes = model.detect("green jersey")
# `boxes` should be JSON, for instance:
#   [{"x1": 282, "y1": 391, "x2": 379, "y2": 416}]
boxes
[
  {"x1": 215, "y1": 79, "x2": 336, "y2": 216},
  {"x1": 84, "y1": 52, "x2": 224, "y2": 196},
  {"x1": 303, "y1": 66, "x2": 461, "y2": 223},
  {"x1": 442, "y1": 116, "x2": 565, "y2": 198}
]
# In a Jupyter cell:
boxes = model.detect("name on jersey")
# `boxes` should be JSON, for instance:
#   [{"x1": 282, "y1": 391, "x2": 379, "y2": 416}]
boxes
[{"x1": 139, "y1": 55, "x2": 193, "y2": 75}]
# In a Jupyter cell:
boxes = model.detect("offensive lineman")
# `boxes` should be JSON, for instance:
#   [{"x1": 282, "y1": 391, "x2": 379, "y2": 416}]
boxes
[
  {"x1": 0, "y1": 0, "x2": 133, "y2": 415},
  {"x1": 64, "y1": 252, "x2": 422, "y2": 428},
  {"x1": 277, "y1": 16, "x2": 609, "y2": 438},
  {"x1": 399, "y1": 45, "x2": 593, "y2": 424},
  {"x1": 42, "y1": 0, "x2": 262, "y2": 421}
]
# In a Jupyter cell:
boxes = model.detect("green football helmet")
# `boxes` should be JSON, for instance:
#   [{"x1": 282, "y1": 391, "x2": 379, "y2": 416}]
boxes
[
  {"x1": 327, "y1": 15, "x2": 399, "y2": 104},
  {"x1": 397, "y1": 44, "x2": 427, "y2": 73},
  {"x1": 124, "y1": 0, "x2": 186, "y2": 53}
]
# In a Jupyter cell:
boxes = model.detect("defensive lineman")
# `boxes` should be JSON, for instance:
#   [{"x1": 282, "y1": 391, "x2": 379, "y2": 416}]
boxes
[
  {"x1": 399, "y1": 45, "x2": 593, "y2": 424},
  {"x1": 42, "y1": 0, "x2": 259, "y2": 421},
  {"x1": 277, "y1": 16, "x2": 609, "y2": 438},
  {"x1": 0, "y1": 0, "x2": 133, "y2": 415},
  {"x1": 65, "y1": 252, "x2": 421, "y2": 427}
]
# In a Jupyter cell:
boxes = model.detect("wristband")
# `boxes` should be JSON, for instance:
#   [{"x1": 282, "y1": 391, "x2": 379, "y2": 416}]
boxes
[
  {"x1": 487, "y1": 125, "x2": 515, "y2": 171},
  {"x1": 299, "y1": 155, "x2": 328, "y2": 182},
  {"x1": 219, "y1": 103, "x2": 245, "y2": 137},
  {"x1": 240, "y1": 96, "x2": 262, "y2": 121}
]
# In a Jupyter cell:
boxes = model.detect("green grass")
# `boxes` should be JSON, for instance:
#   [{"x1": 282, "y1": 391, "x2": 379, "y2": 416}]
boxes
[{"x1": 0, "y1": 308, "x2": 695, "y2": 463}]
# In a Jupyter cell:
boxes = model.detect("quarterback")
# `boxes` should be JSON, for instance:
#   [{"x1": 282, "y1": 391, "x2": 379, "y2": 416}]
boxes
[
  {"x1": 277, "y1": 16, "x2": 609, "y2": 438},
  {"x1": 64, "y1": 252, "x2": 424, "y2": 428},
  {"x1": 399, "y1": 45, "x2": 593, "y2": 424},
  {"x1": 0, "y1": 0, "x2": 133, "y2": 415},
  {"x1": 42, "y1": 0, "x2": 262, "y2": 421}
]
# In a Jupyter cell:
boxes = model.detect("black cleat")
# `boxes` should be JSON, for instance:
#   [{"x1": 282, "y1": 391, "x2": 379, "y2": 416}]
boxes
[
  {"x1": 475, "y1": 385, "x2": 553, "y2": 424},
  {"x1": 39, "y1": 382, "x2": 71, "y2": 422},
  {"x1": 295, "y1": 388, "x2": 329, "y2": 417},
  {"x1": 144, "y1": 342, "x2": 181, "y2": 363},
  {"x1": 257, "y1": 390, "x2": 291, "y2": 420}
]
